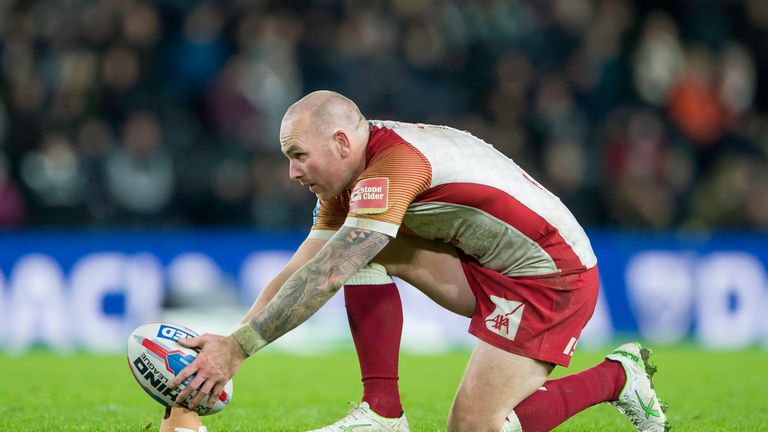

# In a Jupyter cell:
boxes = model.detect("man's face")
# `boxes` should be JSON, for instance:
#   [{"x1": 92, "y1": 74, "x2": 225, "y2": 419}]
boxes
[{"x1": 280, "y1": 128, "x2": 350, "y2": 201}]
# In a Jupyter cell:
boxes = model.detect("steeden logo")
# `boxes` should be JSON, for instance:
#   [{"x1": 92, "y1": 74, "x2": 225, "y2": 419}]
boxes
[
  {"x1": 156, "y1": 325, "x2": 196, "y2": 342},
  {"x1": 349, "y1": 178, "x2": 389, "y2": 214}
]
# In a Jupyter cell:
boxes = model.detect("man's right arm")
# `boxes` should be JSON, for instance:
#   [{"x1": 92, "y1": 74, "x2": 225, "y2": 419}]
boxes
[
  {"x1": 237, "y1": 237, "x2": 326, "y2": 325},
  {"x1": 165, "y1": 237, "x2": 329, "y2": 410}
]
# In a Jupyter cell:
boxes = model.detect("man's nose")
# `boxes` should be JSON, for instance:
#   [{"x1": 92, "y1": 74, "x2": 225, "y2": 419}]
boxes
[{"x1": 288, "y1": 161, "x2": 303, "y2": 181}]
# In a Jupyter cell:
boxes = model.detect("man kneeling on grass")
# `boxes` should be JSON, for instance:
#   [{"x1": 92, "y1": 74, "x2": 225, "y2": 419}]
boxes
[{"x1": 161, "y1": 90, "x2": 669, "y2": 432}]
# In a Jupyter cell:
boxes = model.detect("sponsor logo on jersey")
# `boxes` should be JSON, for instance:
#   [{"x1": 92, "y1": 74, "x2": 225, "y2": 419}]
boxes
[
  {"x1": 484, "y1": 295, "x2": 525, "y2": 341},
  {"x1": 349, "y1": 177, "x2": 389, "y2": 215},
  {"x1": 156, "y1": 324, "x2": 196, "y2": 342}
]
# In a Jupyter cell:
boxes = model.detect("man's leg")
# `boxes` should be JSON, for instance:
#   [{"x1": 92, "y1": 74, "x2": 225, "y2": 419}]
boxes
[
  {"x1": 446, "y1": 340, "x2": 665, "y2": 432},
  {"x1": 344, "y1": 282, "x2": 404, "y2": 418},
  {"x1": 378, "y1": 237, "x2": 548, "y2": 431},
  {"x1": 447, "y1": 340, "x2": 552, "y2": 432},
  {"x1": 306, "y1": 263, "x2": 409, "y2": 432},
  {"x1": 376, "y1": 235, "x2": 475, "y2": 318},
  {"x1": 378, "y1": 239, "x2": 667, "y2": 432},
  {"x1": 507, "y1": 341, "x2": 672, "y2": 432},
  {"x1": 508, "y1": 358, "x2": 627, "y2": 431}
]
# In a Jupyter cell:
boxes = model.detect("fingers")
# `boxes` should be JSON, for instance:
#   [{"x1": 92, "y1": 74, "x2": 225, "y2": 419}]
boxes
[
  {"x1": 208, "y1": 382, "x2": 226, "y2": 408},
  {"x1": 188, "y1": 379, "x2": 216, "y2": 409},
  {"x1": 169, "y1": 359, "x2": 198, "y2": 389},
  {"x1": 175, "y1": 372, "x2": 205, "y2": 404},
  {"x1": 169, "y1": 336, "x2": 208, "y2": 389},
  {"x1": 177, "y1": 335, "x2": 201, "y2": 348},
  {"x1": 167, "y1": 334, "x2": 233, "y2": 411}
]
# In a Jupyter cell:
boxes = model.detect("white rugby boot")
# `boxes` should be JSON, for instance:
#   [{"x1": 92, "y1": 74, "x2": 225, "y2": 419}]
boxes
[
  {"x1": 606, "y1": 342, "x2": 671, "y2": 432},
  {"x1": 306, "y1": 402, "x2": 410, "y2": 432},
  {"x1": 159, "y1": 407, "x2": 207, "y2": 432}
]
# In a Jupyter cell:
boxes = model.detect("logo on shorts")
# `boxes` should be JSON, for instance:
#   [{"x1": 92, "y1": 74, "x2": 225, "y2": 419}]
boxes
[
  {"x1": 349, "y1": 178, "x2": 389, "y2": 214},
  {"x1": 485, "y1": 296, "x2": 525, "y2": 341}
]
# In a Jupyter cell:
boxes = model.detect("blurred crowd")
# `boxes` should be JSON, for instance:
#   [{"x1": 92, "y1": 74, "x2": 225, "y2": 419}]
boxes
[{"x1": 0, "y1": 0, "x2": 767, "y2": 231}]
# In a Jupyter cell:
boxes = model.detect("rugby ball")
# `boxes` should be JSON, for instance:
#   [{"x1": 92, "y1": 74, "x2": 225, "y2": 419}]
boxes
[{"x1": 127, "y1": 322, "x2": 233, "y2": 415}]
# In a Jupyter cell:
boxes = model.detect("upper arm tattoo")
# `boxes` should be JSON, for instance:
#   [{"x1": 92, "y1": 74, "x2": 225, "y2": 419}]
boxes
[{"x1": 249, "y1": 226, "x2": 390, "y2": 343}]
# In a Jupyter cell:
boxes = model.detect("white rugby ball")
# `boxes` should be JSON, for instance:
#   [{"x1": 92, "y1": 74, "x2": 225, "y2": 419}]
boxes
[{"x1": 127, "y1": 322, "x2": 233, "y2": 415}]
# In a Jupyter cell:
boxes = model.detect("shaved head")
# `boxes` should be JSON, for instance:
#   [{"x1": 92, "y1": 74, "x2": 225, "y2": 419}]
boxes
[
  {"x1": 281, "y1": 90, "x2": 368, "y2": 140},
  {"x1": 279, "y1": 91, "x2": 371, "y2": 200}
]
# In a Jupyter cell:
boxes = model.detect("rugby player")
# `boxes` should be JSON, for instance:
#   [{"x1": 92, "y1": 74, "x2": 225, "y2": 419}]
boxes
[{"x1": 162, "y1": 91, "x2": 669, "y2": 432}]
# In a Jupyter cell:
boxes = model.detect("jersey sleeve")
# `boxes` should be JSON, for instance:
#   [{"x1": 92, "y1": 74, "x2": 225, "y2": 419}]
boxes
[
  {"x1": 308, "y1": 194, "x2": 349, "y2": 240},
  {"x1": 343, "y1": 143, "x2": 432, "y2": 237}
]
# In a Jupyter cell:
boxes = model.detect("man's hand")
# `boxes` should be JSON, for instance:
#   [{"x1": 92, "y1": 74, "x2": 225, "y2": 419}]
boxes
[{"x1": 169, "y1": 334, "x2": 248, "y2": 409}]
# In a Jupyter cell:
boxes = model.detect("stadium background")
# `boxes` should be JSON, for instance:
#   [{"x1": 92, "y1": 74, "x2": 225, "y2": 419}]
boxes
[{"x1": 0, "y1": 0, "x2": 767, "y2": 358}]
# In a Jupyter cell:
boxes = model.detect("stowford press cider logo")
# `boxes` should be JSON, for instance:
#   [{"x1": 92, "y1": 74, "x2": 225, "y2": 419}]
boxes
[{"x1": 350, "y1": 178, "x2": 389, "y2": 214}]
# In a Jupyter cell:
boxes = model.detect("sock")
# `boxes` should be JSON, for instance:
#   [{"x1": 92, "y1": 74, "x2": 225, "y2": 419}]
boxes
[
  {"x1": 344, "y1": 283, "x2": 404, "y2": 418},
  {"x1": 512, "y1": 359, "x2": 626, "y2": 432}
]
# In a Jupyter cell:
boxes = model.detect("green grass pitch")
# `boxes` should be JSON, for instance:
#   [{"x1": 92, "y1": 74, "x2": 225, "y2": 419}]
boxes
[{"x1": 1, "y1": 345, "x2": 766, "y2": 431}]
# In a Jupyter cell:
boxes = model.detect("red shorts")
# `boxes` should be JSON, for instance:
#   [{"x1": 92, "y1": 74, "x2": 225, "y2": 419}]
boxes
[{"x1": 461, "y1": 255, "x2": 599, "y2": 367}]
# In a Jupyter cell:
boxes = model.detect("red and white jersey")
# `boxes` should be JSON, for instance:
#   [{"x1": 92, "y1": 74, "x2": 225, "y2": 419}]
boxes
[{"x1": 310, "y1": 120, "x2": 597, "y2": 277}]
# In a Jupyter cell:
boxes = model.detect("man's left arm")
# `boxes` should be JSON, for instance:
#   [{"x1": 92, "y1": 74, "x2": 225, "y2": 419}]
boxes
[
  {"x1": 246, "y1": 226, "x2": 390, "y2": 345},
  {"x1": 170, "y1": 226, "x2": 390, "y2": 408}
]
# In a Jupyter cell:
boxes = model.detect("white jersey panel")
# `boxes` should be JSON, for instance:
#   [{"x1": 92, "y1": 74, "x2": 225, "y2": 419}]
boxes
[
  {"x1": 403, "y1": 202, "x2": 559, "y2": 276},
  {"x1": 371, "y1": 121, "x2": 597, "y2": 271}
]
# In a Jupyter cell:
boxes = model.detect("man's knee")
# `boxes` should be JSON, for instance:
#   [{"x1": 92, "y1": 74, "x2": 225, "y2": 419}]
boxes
[
  {"x1": 447, "y1": 345, "x2": 552, "y2": 432},
  {"x1": 447, "y1": 407, "x2": 507, "y2": 432},
  {"x1": 447, "y1": 383, "x2": 514, "y2": 432}
]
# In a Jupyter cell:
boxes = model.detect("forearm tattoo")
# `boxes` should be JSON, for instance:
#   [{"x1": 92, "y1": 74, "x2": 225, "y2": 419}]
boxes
[{"x1": 249, "y1": 227, "x2": 390, "y2": 343}]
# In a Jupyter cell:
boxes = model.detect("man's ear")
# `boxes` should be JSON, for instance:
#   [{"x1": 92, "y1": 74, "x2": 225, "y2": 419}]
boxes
[{"x1": 335, "y1": 130, "x2": 352, "y2": 157}]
